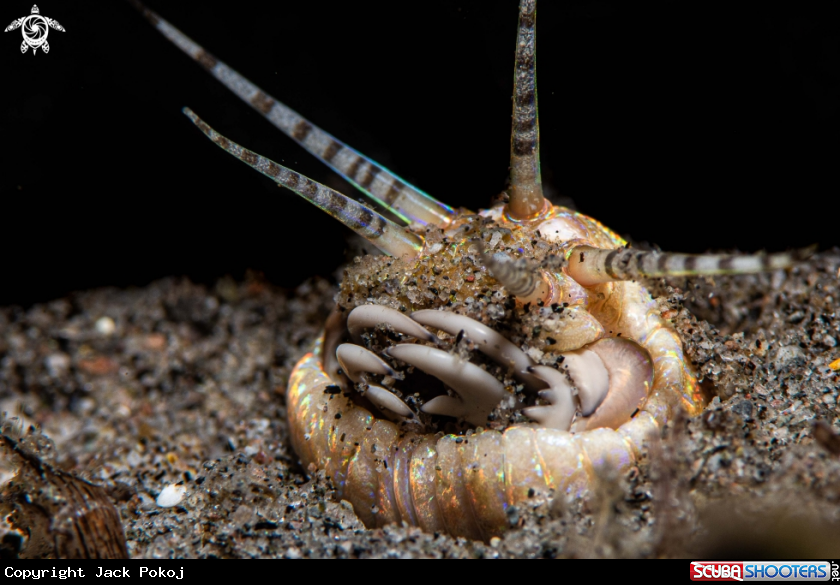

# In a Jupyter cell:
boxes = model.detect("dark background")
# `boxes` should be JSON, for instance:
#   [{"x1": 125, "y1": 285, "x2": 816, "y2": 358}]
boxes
[{"x1": 1, "y1": 1, "x2": 837, "y2": 307}]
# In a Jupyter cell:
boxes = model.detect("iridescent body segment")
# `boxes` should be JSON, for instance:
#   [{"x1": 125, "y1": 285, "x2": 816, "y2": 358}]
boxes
[
  {"x1": 133, "y1": 0, "x2": 809, "y2": 542},
  {"x1": 286, "y1": 204, "x2": 701, "y2": 540}
]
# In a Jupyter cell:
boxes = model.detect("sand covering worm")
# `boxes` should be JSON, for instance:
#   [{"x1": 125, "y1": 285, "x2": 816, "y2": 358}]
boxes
[{"x1": 132, "y1": 0, "x2": 810, "y2": 541}]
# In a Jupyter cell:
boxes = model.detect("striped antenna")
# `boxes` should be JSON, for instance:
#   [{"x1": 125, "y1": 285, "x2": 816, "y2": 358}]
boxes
[
  {"x1": 477, "y1": 242, "x2": 552, "y2": 304},
  {"x1": 183, "y1": 108, "x2": 424, "y2": 260},
  {"x1": 506, "y1": 0, "x2": 547, "y2": 220},
  {"x1": 567, "y1": 245, "x2": 816, "y2": 287},
  {"x1": 129, "y1": 0, "x2": 455, "y2": 227}
]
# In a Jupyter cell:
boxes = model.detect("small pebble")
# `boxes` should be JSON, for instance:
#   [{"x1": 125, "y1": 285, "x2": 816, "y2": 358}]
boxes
[
  {"x1": 338, "y1": 541, "x2": 353, "y2": 555},
  {"x1": 95, "y1": 316, "x2": 116, "y2": 336},
  {"x1": 156, "y1": 484, "x2": 187, "y2": 507},
  {"x1": 45, "y1": 352, "x2": 70, "y2": 377},
  {"x1": 285, "y1": 546, "x2": 302, "y2": 560}
]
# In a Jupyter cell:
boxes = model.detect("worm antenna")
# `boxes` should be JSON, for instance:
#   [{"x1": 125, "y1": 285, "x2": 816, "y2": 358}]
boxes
[
  {"x1": 129, "y1": 1, "x2": 454, "y2": 228},
  {"x1": 478, "y1": 243, "x2": 552, "y2": 304},
  {"x1": 567, "y1": 245, "x2": 816, "y2": 286},
  {"x1": 183, "y1": 108, "x2": 423, "y2": 259},
  {"x1": 506, "y1": 0, "x2": 546, "y2": 220}
]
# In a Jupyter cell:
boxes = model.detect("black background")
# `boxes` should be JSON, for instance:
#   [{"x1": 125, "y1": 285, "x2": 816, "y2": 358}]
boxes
[{"x1": 1, "y1": 1, "x2": 837, "y2": 307}]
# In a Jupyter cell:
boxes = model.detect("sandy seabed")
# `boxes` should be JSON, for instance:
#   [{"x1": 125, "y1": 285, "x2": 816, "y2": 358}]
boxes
[{"x1": 1, "y1": 251, "x2": 839, "y2": 559}]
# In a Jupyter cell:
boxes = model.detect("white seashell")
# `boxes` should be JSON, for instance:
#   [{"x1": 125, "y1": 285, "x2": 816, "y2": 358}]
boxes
[{"x1": 155, "y1": 484, "x2": 186, "y2": 508}]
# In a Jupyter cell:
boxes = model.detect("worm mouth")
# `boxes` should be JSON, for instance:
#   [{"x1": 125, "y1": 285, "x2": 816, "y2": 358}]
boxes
[
  {"x1": 322, "y1": 212, "x2": 653, "y2": 435},
  {"x1": 324, "y1": 304, "x2": 653, "y2": 435}
]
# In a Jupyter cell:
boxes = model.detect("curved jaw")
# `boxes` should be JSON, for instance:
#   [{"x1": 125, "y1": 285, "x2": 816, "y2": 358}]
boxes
[
  {"x1": 328, "y1": 305, "x2": 654, "y2": 433},
  {"x1": 525, "y1": 338, "x2": 653, "y2": 432}
]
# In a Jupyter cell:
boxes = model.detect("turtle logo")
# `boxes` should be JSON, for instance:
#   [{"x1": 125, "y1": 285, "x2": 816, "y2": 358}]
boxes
[{"x1": 4, "y1": 5, "x2": 65, "y2": 54}]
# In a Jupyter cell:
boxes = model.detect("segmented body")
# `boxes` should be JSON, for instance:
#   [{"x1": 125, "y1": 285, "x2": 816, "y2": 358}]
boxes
[{"x1": 287, "y1": 205, "x2": 703, "y2": 540}]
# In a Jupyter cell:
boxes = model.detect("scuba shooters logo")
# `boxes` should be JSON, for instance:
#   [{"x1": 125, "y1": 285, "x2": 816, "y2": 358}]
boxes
[
  {"x1": 4, "y1": 5, "x2": 65, "y2": 54},
  {"x1": 691, "y1": 561, "x2": 834, "y2": 581},
  {"x1": 692, "y1": 563, "x2": 745, "y2": 582}
]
